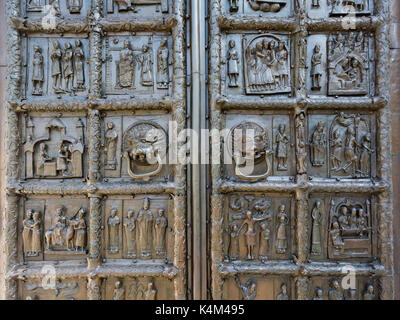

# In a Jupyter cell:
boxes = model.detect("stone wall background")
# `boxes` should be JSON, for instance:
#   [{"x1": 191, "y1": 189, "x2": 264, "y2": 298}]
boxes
[{"x1": 0, "y1": 1, "x2": 399, "y2": 299}]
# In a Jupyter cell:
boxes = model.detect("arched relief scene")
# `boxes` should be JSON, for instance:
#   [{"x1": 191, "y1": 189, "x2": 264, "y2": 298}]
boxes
[
  {"x1": 22, "y1": 35, "x2": 89, "y2": 99},
  {"x1": 225, "y1": 0, "x2": 293, "y2": 17},
  {"x1": 102, "y1": 112, "x2": 170, "y2": 182},
  {"x1": 307, "y1": 111, "x2": 376, "y2": 180},
  {"x1": 20, "y1": 278, "x2": 87, "y2": 300},
  {"x1": 103, "y1": 34, "x2": 172, "y2": 98},
  {"x1": 19, "y1": 197, "x2": 89, "y2": 262},
  {"x1": 306, "y1": 0, "x2": 373, "y2": 18},
  {"x1": 22, "y1": 114, "x2": 87, "y2": 180},
  {"x1": 224, "y1": 112, "x2": 295, "y2": 181},
  {"x1": 223, "y1": 194, "x2": 294, "y2": 262},
  {"x1": 103, "y1": 195, "x2": 173, "y2": 261}
]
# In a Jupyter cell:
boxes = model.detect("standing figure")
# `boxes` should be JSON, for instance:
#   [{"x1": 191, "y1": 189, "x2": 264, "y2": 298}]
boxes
[
  {"x1": 310, "y1": 122, "x2": 326, "y2": 166},
  {"x1": 238, "y1": 210, "x2": 266, "y2": 260},
  {"x1": 329, "y1": 222, "x2": 344, "y2": 252},
  {"x1": 145, "y1": 282, "x2": 157, "y2": 300},
  {"x1": 330, "y1": 130, "x2": 343, "y2": 170},
  {"x1": 154, "y1": 209, "x2": 168, "y2": 257},
  {"x1": 73, "y1": 40, "x2": 85, "y2": 90},
  {"x1": 67, "y1": 0, "x2": 82, "y2": 14},
  {"x1": 275, "y1": 124, "x2": 289, "y2": 171},
  {"x1": 63, "y1": 42, "x2": 74, "y2": 93},
  {"x1": 258, "y1": 222, "x2": 270, "y2": 262},
  {"x1": 276, "y1": 283, "x2": 289, "y2": 300},
  {"x1": 113, "y1": 281, "x2": 125, "y2": 300},
  {"x1": 296, "y1": 113, "x2": 307, "y2": 174},
  {"x1": 313, "y1": 288, "x2": 324, "y2": 300},
  {"x1": 311, "y1": 201, "x2": 323, "y2": 256},
  {"x1": 357, "y1": 208, "x2": 368, "y2": 237},
  {"x1": 157, "y1": 40, "x2": 170, "y2": 89},
  {"x1": 32, "y1": 45, "x2": 44, "y2": 95},
  {"x1": 53, "y1": 207, "x2": 67, "y2": 247},
  {"x1": 229, "y1": 0, "x2": 239, "y2": 12},
  {"x1": 51, "y1": 41, "x2": 63, "y2": 93},
  {"x1": 22, "y1": 209, "x2": 34, "y2": 256},
  {"x1": 235, "y1": 277, "x2": 257, "y2": 300},
  {"x1": 138, "y1": 45, "x2": 153, "y2": 87},
  {"x1": 108, "y1": 207, "x2": 120, "y2": 254},
  {"x1": 276, "y1": 41, "x2": 289, "y2": 88},
  {"x1": 227, "y1": 40, "x2": 239, "y2": 87},
  {"x1": 246, "y1": 47, "x2": 257, "y2": 90},
  {"x1": 359, "y1": 133, "x2": 374, "y2": 177},
  {"x1": 105, "y1": 122, "x2": 118, "y2": 170},
  {"x1": 72, "y1": 208, "x2": 87, "y2": 252},
  {"x1": 38, "y1": 143, "x2": 52, "y2": 176},
  {"x1": 124, "y1": 209, "x2": 137, "y2": 258},
  {"x1": 344, "y1": 127, "x2": 359, "y2": 176},
  {"x1": 363, "y1": 284, "x2": 375, "y2": 300},
  {"x1": 57, "y1": 142, "x2": 69, "y2": 176},
  {"x1": 137, "y1": 198, "x2": 154, "y2": 258},
  {"x1": 265, "y1": 41, "x2": 277, "y2": 90},
  {"x1": 118, "y1": 40, "x2": 134, "y2": 88},
  {"x1": 31, "y1": 211, "x2": 42, "y2": 256},
  {"x1": 311, "y1": 45, "x2": 322, "y2": 90},
  {"x1": 228, "y1": 222, "x2": 240, "y2": 261},
  {"x1": 328, "y1": 279, "x2": 343, "y2": 300},
  {"x1": 276, "y1": 204, "x2": 289, "y2": 254}
]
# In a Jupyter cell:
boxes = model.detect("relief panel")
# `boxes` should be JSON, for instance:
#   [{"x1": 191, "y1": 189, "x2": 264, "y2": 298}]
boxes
[
  {"x1": 103, "y1": 195, "x2": 173, "y2": 261},
  {"x1": 309, "y1": 277, "x2": 378, "y2": 300},
  {"x1": 307, "y1": 112, "x2": 376, "y2": 180},
  {"x1": 103, "y1": 34, "x2": 172, "y2": 98},
  {"x1": 103, "y1": 276, "x2": 174, "y2": 300},
  {"x1": 102, "y1": 112, "x2": 170, "y2": 182},
  {"x1": 223, "y1": 33, "x2": 293, "y2": 97},
  {"x1": 22, "y1": 0, "x2": 90, "y2": 17},
  {"x1": 104, "y1": 0, "x2": 170, "y2": 16},
  {"x1": 20, "y1": 278, "x2": 87, "y2": 300},
  {"x1": 306, "y1": 0, "x2": 373, "y2": 18},
  {"x1": 224, "y1": 112, "x2": 295, "y2": 181},
  {"x1": 223, "y1": 194, "x2": 294, "y2": 262},
  {"x1": 18, "y1": 197, "x2": 89, "y2": 261},
  {"x1": 309, "y1": 194, "x2": 377, "y2": 262},
  {"x1": 224, "y1": 0, "x2": 293, "y2": 17},
  {"x1": 223, "y1": 276, "x2": 293, "y2": 300},
  {"x1": 22, "y1": 35, "x2": 89, "y2": 99},
  {"x1": 21, "y1": 113, "x2": 87, "y2": 180},
  {"x1": 307, "y1": 32, "x2": 375, "y2": 97}
]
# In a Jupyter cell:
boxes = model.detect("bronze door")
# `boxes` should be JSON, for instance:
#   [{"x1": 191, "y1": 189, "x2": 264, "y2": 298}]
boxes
[
  {"x1": 0, "y1": 0, "x2": 396, "y2": 300},
  {"x1": 206, "y1": 0, "x2": 395, "y2": 300}
]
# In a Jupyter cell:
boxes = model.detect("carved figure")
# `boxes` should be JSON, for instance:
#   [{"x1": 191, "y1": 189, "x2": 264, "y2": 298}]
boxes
[
  {"x1": 275, "y1": 204, "x2": 288, "y2": 254},
  {"x1": 227, "y1": 40, "x2": 239, "y2": 87},
  {"x1": 73, "y1": 40, "x2": 85, "y2": 90},
  {"x1": 310, "y1": 122, "x2": 326, "y2": 166},
  {"x1": 363, "y1": 284, "x2": 375, "y2": 300},
  {"x1": 31, "y1": 211, "x2": 42, "y2": 256},
  {"x1": 329, "y1": 221, "x2": 344, "y2": 252},
  {"x1": 275, "y1": 124, "x2": 289, "y2": 171},
  {"x1": 113, "y1": 281, "x2": 125, "y2": 300},
  {"x1": 247, "y1": 0, "x2": 287, "y2": 12},
  {"x1": 276, "y1": 283, "x2": 289, "y2": 300},
  {"x1": 330, "y1": 130, "x2": 343, "y2": 170},
  {"x1": 296, "y1": 113, "x2": 307, "y2": 174},
  {"x1": 23, "y1": 210, "x2": 34, "y2": 257},
  {"x1": 229, "y1": 0, "x2": 239, "y2": 12},
  {"x1": 346, "y1": 289, "x2": 357, "y2": 300},
  {"x1": 328, "y1": 279, "x2": 343, "y2": 300},
  {"x1": 157, "y1": 40, "x2": 169, "y2": 89},
  {"x1": 57, "y1": 142, "x2": 71, "y2": 176},
  {"x1": 51, "y1": 41, "x2": 63, "y2": 93},
  {"x1": 313, "y1": 288, "x2": 324, "y2": 300},
  {"x1": 108, "y1": 207, "x2": 121, "y2": 254},
  {"x1": 49, "y1": 0, "x2": 61, "y2": 16},
  {"x1": 32, "y1": 45, "x2": 44, "y2": 95},
  {"x1": 235, "y1": 277, "x2": 257, "y2": 300},
  {"x1": 332, "y1": 0, "x2": 369, "y2": 14},
  {"x1": 258, "y1": 222, "x2": 270, "y2": 262},
  {"x1": 311, "y1": 201, "x2": 323, "y2": 256},
  {"x1": 124, "y1": 209, "x2": 137, "y2": 258},
  {"x1": 275, "y1": 41, "x2": 289, "y2": 88},
  {"x1": 118, "y1": 40, "x2": 135, "y2": 88},
  {"x1": 105, "y1": 122, "x2": 118, "y2": 170},
  {"x1": 71, "y1": 208, "x2": 87, "y2": 252},
  {"x1": 359, "y1": 133, "x2": 374, "y2": 177},
  {"x1": 145, "y1": 282, "x2": 157, "y2": 300},
  {"x1": 311, "y1": 45, "x2": 322, "y2": 90},
  {"x1": 63, "y1": 42, "x2": 74, "y2": 93},
  {"x1": 138, "y1": 45, "x2": 153, "y2": 86},
  {"x1": 67, "y1": 0, "x2": 82, "y2": 14},
  {"x1": 154, "y1": 208, "x2": 168, "y2": 257},
  {"x1": 137, "y1": 198, "x2": 153, "y2": 258}
]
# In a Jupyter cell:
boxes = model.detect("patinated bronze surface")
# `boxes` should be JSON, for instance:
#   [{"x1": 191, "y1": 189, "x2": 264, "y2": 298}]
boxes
[{"x1": 0, "y1": 0, "x2": 396, "y2": 300}]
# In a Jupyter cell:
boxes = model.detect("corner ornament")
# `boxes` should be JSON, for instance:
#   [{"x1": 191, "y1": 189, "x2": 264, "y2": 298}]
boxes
[{"x1": 123, "y1": 121, "x2": 167, "y2": 180}]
